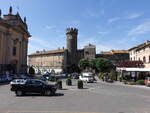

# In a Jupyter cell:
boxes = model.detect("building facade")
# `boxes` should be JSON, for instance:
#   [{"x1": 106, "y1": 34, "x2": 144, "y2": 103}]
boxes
[
  {"x1": 84, "y1": 44, "x2": 96, "y2": 60},
  {"x1": 97, "y1": 50, "x2": 129, "y2": 65},
  {"x1": 129, "y1": 40, "x2": 150, "y2": 68},
  {"x1": 0, "y1": 7, "x2": 31, "y2": 74},
  {"x1": 28, "y1": 49, "x2": 68, "y2": 74},
  {"x1": 28, "y1": 28, "x2": 96, "y2": 74}
]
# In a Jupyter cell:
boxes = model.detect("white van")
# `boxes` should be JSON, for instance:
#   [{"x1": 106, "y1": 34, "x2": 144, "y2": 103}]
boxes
[{"x1": 79, "y1": 72, "x2": 94, "y2": 83}]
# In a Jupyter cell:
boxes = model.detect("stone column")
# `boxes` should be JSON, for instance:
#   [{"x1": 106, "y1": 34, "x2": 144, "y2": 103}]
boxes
[
  {"x1": 2, "y1": 32, "x2": 8, "y2": 65},
  {"x1": 23, "y1": 38, "x2": 28, "y2": 73},
  {"x1": 5, "y1": 32, "x2": 11, "y2": 64}
]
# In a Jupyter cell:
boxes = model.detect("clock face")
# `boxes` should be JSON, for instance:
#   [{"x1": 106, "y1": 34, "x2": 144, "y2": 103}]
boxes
[{"x1": 69, "y1": 35, "x2": 73, "y2": 39}]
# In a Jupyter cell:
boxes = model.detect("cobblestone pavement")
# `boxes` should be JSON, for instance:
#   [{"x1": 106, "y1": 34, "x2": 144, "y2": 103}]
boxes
[{"x1": 0, "y1": 79, "x2": 150, "y2": 113}]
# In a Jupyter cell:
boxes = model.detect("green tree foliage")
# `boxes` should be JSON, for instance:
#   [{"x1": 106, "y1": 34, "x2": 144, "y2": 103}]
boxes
[
  {"x1": 95, "y1": 58, "x2": 114, "y2": 72},
  {"x1": 89, "y1": 59, "x2": 97, "y2": 69},
  {"x1": 79, "y1": 58, "x2": 114, "y2": 73},
  {"x1": 79, "y1": 59, "x2": 89, "y2": 70}
]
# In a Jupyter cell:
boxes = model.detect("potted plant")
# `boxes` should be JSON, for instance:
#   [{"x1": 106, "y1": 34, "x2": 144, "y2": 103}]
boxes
[
  {"x1": 57, "y1": 80, "x2": 62, "y2": 89},
  {"x1": 66, "y1": 78, "x2": 72, "y2": 86},
  {"x1": 77, "y1": 80, "x2": 83, "y2": 89}
]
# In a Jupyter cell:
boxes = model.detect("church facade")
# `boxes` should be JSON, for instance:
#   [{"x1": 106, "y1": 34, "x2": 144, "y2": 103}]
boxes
[
  {"x1": 0, "y1": 7, "x2": 31, "y2": 74},
  {"x1": 28, "y1": 28, "x2": 96, "y2": 74}
]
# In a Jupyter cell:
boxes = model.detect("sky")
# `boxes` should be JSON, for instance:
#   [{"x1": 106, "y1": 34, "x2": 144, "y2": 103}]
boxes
[{"x1": 0, "y1": 0, "x2": 150, "y2": 54}]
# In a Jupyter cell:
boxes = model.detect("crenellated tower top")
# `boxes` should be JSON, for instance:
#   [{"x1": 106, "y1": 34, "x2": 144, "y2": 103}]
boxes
[{"x1": 66, "y1": 27, "x2": 78, "y2": 34}]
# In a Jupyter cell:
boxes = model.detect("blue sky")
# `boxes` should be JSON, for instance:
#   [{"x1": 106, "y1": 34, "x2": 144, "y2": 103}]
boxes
[{"x1": 1, "y1": 0, "x2": 150, "y2": 54}]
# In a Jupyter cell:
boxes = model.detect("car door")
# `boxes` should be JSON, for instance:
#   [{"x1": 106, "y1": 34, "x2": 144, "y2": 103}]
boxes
[
  {"x1": 25, "y1": 80, "x2": 36, "y2": 93},
  {"x1": 33, "y1": 80, "x2": 44, "y2": 93}
]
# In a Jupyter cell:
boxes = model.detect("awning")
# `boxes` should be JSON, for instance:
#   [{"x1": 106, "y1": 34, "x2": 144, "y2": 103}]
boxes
[{"x1": 117, "y1": 67, "x2": 150, "y2": 72}]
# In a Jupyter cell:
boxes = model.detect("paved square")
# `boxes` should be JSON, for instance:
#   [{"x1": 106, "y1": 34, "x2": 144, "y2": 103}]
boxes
[{"x1": 0, "y1": 81, "x2": 150, "y2": 113}]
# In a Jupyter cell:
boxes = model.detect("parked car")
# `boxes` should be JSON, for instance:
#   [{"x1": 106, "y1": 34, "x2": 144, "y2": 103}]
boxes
[
  {"x1": 79, "y1": 72, "x2": 94, "y2": 83},
  {"x1": 10, "y1": 79, "x2": 27, "y2": 85},
  {"x1": 145, "y1": 77, "x2": 150, "y2": 87},
  {"x1": 10, "y1": 79, "x2": 57, "y2": 96}
]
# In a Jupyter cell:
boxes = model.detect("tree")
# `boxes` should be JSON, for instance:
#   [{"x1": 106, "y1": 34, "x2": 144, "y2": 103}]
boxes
[
  {"x1": 96, "y1": 58, "x2": 114, "y2": 72},
  {"x1": 89, "y1": 59, "x2": 98, "y2": 72},
  {"x1": 89, "y1": 59, "x2": 97, "y2": 69},
  {"x1": 79, "y1": 59, "x2": 89, "y2": 70}
]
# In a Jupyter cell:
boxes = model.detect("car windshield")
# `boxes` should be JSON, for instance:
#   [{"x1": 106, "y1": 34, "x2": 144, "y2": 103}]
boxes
[{"x1": 83, "y1": 76, "x2": 93, "y2": 78}]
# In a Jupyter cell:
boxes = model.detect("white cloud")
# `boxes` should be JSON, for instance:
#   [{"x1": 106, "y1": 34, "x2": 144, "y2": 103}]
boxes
[
  {"x1": 45, "y1": 25, "x2": 56, "y2": 30},
  {"x1": 98, "y1": 31, "x2": 108, "y2": 35},
  {"x1": 126, "y1": 13, "x2": 143, "y2": 20},
  {"x1": 128, "y1": 20, "x2": 150, "y2": 36},
  {"x1": 108, "y1": 17, "x2": 120, "y2": 24},
  {"x1": 130, "y1": 37, "x2": 137, "y2": 41},
  {"x1": 107, "y1": 13, "x2": 142, "y2": 25}
]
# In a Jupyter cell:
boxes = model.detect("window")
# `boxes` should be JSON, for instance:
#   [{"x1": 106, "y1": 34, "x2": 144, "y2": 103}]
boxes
[
  {"x1": 34, "y1": 81, "x2": 44, "y2": 85},
  {"x1": 13, "y1": 47, "x2": 16, "y2": 56},
  {"x1": 27, "y1": 80, "x2": 44, "y2": 85}
]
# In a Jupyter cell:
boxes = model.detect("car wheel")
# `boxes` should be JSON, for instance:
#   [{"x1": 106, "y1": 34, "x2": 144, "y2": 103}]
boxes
[
  {"x1": 44, "y1": 90, "x2": 51, "y2": 96},
  {"x1": 16, "y1": 90, "x2": 23, "y2": 96}
]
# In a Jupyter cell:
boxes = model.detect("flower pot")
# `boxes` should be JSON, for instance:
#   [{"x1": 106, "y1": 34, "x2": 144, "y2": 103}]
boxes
[
  {"x1": 77, "y1": 80, "x2": 83, "y2": 89},
  {"x1": 66, "y1": 78, "x2": 72, "y2": 86},
  {"x1": 57, "y1": 80, "x2": 62, "y2": 89}
]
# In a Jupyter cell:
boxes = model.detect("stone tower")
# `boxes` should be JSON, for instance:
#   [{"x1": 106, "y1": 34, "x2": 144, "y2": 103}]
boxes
[{"x1": 66, "y1": 28, "x2": 78, "y2": 66}]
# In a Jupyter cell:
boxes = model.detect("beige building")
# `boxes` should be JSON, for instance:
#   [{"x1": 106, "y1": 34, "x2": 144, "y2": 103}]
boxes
[
  {"x1": 0, "y1": 7, "x2": 31, "y2": 74},
  {"x1": 84, "y1": 44, "x2": 96, "y2": 60},
  {"x1": 28, "y1": 49, "x2": 68, "y2": 74},
  {"x1": 28, "y1": 28, "x2": 96, "y2": 74},
  {"x1": 129, "y1": 40, "x2": 150, "y2": 68}
]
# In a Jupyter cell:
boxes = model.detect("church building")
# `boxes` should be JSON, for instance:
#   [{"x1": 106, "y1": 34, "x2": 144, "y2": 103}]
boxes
[{"x1": 0, "y1": 7, "x2": 31, "y2": 74}]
